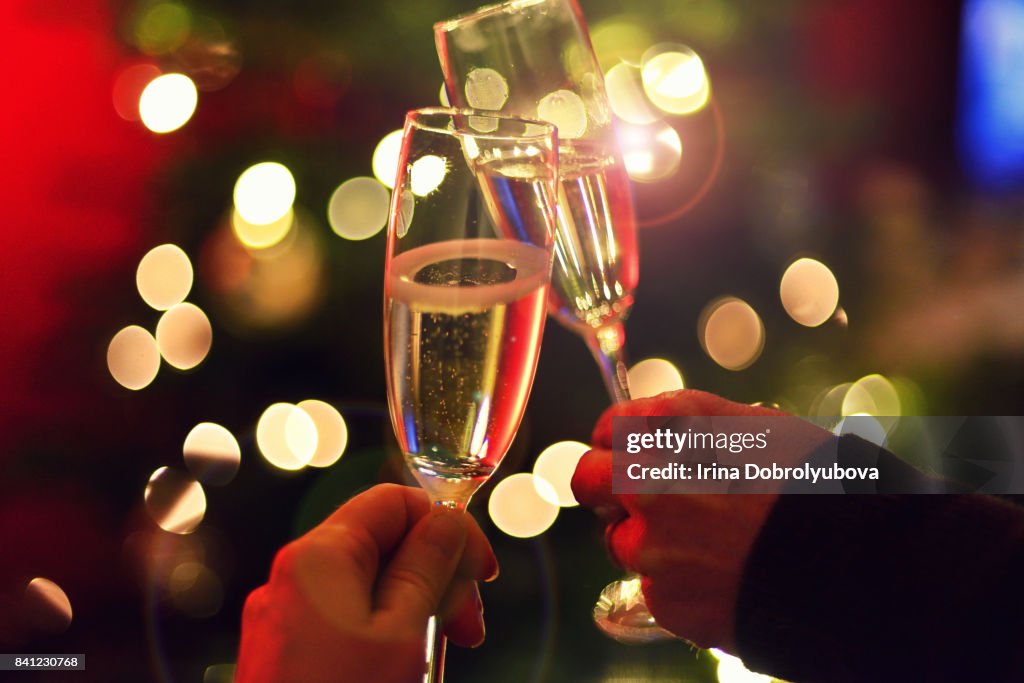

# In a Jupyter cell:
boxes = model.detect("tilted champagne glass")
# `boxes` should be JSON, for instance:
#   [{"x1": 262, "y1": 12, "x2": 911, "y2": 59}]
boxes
[
  {"x1": 435, "y1": 0, "x2": 674, "y2": 644},
  {"x1": 384, "y1": 108, "x2": 559, "y2": 681}
]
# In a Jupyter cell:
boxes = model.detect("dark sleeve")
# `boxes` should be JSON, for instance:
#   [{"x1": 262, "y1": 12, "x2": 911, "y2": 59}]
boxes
[{"x1": 734, "y1": 437, "x2": 1024, "y2": 682}]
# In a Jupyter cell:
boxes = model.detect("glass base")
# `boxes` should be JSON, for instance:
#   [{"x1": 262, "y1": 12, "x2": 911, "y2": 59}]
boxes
[{"x1": 592, "y1": 575, "x2": 676, "y2": 644}]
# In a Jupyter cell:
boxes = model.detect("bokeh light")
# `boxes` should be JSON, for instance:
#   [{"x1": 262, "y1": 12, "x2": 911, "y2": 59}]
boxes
[
  {"x1": 439, "y1": 82, "x2": 450, "y2": 107},
  {"x1": 464, "y1": 67, "x2": 509, "y2": 110},
  {"x1": 488, "y1": 473, "x2": 560, "y2": 538},
  {"x1": 628, "y1": 358, "x2": 685, "y2": 398},
  {"x1": 256, "y1": 403, "x2": 318, "y2": 471},
  {"x1": 155, "y1": 303, "x2": 212, "y2": 370},
  {"x1": 232, "y1": 207, "x2": 295, "y2": 250},
  {"x1": 813, "y1": 382, "x2": 852, "y2": 418},
  {"x1": 780, "y1": 257, "x2": 840, "y2": 327},
  {"x1": 183, "y1": 422, "x2": 240, "y2": 486},
  {"x1": 699, "y1": 297, "x2": 765, "y2": 370},
  {"x1": 145, "y1": 467, "x2": 207, "y2": 534},
  {"x1": 372, "y1": 129, "x2": 405, "y2": 189},
  {"x1": 296, "y1": 399, "x2": 348, "y2": 468},
  {"x1": 113, "y1": 63, "x2": 161, "y2": 121},
  {"x1": 590, "y1": 17, "x2": 652, "y2": 70},
  {"x1": 134, "y1": 2, "x2": 192, "y2": 55},
  {"x1": 843, "y1": 373, "x2": 901, "y2": 430},
  {"x1": 641, "y1": 44, "x2": 711, "y2": 116},
  {"x1": 532, "y1": 441, "x2": 589, "y2": 507},
  {"x1": 107, "y1": 325, "x2": 161, "y2": 390},
  {"x1": 327, "y1": 177, "x2": 391, "y2": 240},
  {"x1": 712, "y1": 650, "x2": 772, "y2": 683},
  {"x1": 139, "y1": 73, "x2": 198, "y2": 133},
  {"x1": 835, "y1": 413, "x2": 888, "y2": 447},
  {"x1": 168, "y1": 561, "x2": 223, "y2": 618},
  {"x1": 410, "y1": 155, "x2": 448, "y2": 197},
  {"x1": 136, "y1": 243, "x2": 194, "y2": 310},
  {"x1": 537, "y1": 89, "x2": 588, "y2": 139},
  {"x1": 24, "y1": 578, "x2": 73, "y2": 634},
  {"x1": 618, "y1": 120, "x2": 683, "y2": 182},
  {"x1": 233, "y1": 162, "x2": 297, "y2": 225},
  {"x1": 605, "y1": 63, "x2": 658, "y2": 124}
]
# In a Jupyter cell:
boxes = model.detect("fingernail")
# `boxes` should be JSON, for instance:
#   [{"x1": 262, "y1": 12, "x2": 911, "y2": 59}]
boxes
[
  {"x1": 484, "y1": 557, "x2": 500, "y2": 582},
  {"x1": 471, "y1": 584, "x2": 485, "y2": 647},
  {"x1": 422, "y1": 511, "x2": 466, "y2": 553}
]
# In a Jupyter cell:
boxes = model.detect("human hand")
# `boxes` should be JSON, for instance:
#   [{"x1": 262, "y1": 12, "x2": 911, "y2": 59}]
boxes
[
  {"x1": 572, "y1": 389, "x2": 831, "y2": 652},
  {"x1": 236, "y1": 484, "x2": 499, "y2": 683}
]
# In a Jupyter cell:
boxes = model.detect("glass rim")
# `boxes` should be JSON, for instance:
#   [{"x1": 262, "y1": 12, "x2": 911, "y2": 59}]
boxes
[
  {"x1": 405, "y1": 107, "x2": 558, "y2": 144},
  {"x1": 434, "y1": 0, "x2": 549, "y2": 33}
]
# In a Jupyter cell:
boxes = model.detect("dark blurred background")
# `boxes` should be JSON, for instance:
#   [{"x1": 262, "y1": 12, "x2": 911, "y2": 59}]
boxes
[{"x1": 2, "y1": 0, "x2": 1022, "y2": 680}]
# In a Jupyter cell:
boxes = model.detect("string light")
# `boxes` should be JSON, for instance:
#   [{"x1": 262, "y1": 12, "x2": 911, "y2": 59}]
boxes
[
  {"x1": 233, "y1": 162, "x2": 296, "y2": 225},
  {"x1": 327, "y1": 177, "x2": 391, "y2": 240},
  {"x1": 628, "y1": 358, "x2": 685, "y2": 398},
  {"x1": 488, "y1": 473, "x2": 560, "y2": 538},
  {"x1": 137, "y1": 244, "x2": 193, "y2": 311},
  {"x1": 139, "y1": 73, "x2": 198, "y2": 133},
  {"x1": 532, "y1": 441, "x2": 589, "y2": 507},
  {"x1": 155, "y1": 303, "x2": 213, "y2": 370},
  {"x1": 107, "y1": 325, "x2": 161, "y2": 390},
  {"x1": 372, "y1": 130, "x2": 405, "y2": 189}
]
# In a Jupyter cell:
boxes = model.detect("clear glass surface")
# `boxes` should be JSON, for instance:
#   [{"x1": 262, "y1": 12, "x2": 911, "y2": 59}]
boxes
[{"x1": 436, "y1": 0, "x2": 672, "y2": 643}]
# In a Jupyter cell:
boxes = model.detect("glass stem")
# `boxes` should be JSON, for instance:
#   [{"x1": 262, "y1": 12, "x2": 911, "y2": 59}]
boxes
[
  {"x1": 585, "y1": 322, "x2": 631, "y2": 404},
  {"x1": 425, "y1": 497, "x2": 467, "y2": 683}
]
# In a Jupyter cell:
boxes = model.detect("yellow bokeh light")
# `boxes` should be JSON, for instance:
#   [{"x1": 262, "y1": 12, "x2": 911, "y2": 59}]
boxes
[
  {"x1": 605, "y1": 63, "x2": 657, "y2": 125},
  {"x1": 532, "y1": 441, "x2": 589, "y2": 507},
  {"x1": 628, "y1": 358, "x2": 685, "y2": 398},
  {"x1": 488, "y1": 473, "x2": 560, "y2": 538},
  {"x1": 233, "y1": 162, "x2": 297, "y2": 225},
  {"x1": 699, "y1": 297, "x2": 765, "y2": 371},
  {"x1": 169, "y1": 560, "x2": 223, "y2": 618},
  {"x1": 232, "y1": 206, "x2": 295, "y2": 250},
  {"x1": 641, "y1": 45, "x2": 710, "y2": 116},
  {"x1": 156, "y1": 303, "x2": 212, "y2": 370},
  {"x1": 372, "y1": 129, "x2": 405, "y2": 189},
  {"x1": 327, "y1": 177, "x2": 391, "y2": 240},
  {"x1": 183, "y1": 422, "x2": 240, "y2": 486},
  {"x1": 297, "y1": 399, "x2": 348, "y2": 468},
  {"x1": 139, "y1": 73, "x2": 198, "y2": 133},
  {"x1": 145, "y1": 466, "x2": 207, "y2": 534},
  {"x1": 135, "y1": 2, "x2": 192, "y2": 55},
  {"x1": 439, "y1": 82, "x2": 451, "y2": 107},
  {"x1": 537, "y1": 89, "x2": 588, "y2": 139},
  {"x1": 835, "y1": 413, "x2": 888, "y2": 447},
  {"x1": 780, "y1": 257, "x2": 840, "y2": 327},
  {"x1": 715, "y1": 651, "x2": 773, "y2": 683},
  {"x1": 617, "y1": 121, "x2": 683, "y2": 182},
  {"x1": 843, "y1": 373, "x2": 901, "y2": 426},
  {"x1": 137, "y1": 243, "x2": 194, "y2": 310},
  {"x1": 590, "y1": 17, "x2": 652, "y2": 70},
  {"x1": 107, "y1": 325, "x2": 161, "y2": 390},
  {"x1": 813, "y1": 382, "x2": 852, "y2": 418},
  {"x1": 410, "y1": 155, "x2": 448, "y2": 197},
  {"x1": 24, "y1": 578, "x2": 73, "y2": 633},
  {"x1": 464, "y1": 67, "x2": 510, "y2": 110},
  {"x1": 256, "y1": 403, "x2": 318, "y2": 471}
]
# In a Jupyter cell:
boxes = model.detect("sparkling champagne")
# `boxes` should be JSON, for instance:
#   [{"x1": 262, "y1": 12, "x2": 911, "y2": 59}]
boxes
[
  {"x1": 385, "y1": 238, "x2": 550, "y2": 500},
  {"x1": 549, "y1": 141, "x2": 639, "y2": 332}
]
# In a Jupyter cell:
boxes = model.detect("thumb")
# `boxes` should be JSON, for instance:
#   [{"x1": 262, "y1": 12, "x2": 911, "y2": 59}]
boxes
[{"x1": 373, "y1": 511, "x2": 468, "y2": 633}]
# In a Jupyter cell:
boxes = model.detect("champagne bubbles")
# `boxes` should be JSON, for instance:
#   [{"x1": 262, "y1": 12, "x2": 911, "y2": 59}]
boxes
[
  {"x1": 618, "y1": 120, "x2": 683, "y2": 182},
  {"x1": 256, "y1": 403, "x2": 318, "y2": 471},
  {"x1": 537, "y1": 89, "x2": 588, "y2": 139},
  {"x1": 641, "y1": 44, "x2": 710, "y2": 116},
  {"x1": 139, "y1": 73, "x2": 198, "y2": 133},
  {"x1": 372, "y1": 129, "x2": 405, "y2": 189},
  {"x1": 627, "y1": 358, "x2": 685, "y2": 398},
  {"x1": 183, "y1": 422, "x2": 241, "y2": 485},
  {"x1": 137, "y1": 244, "x2": 194, "y2": 310},
  {"x1": 464, "y1": 67, "x2": 509, "y2": 110},
  {"x1": 780, "y1": 258, "x2": 840, "y2": 327},
  {"x1": 145, "y1": 467, "x2": 207, "y2": 534},
  {"x1": 155, "y1": 303, "x2": 212, "y2": 370},
  {"x1": 296, "y1": 399, "x2": 348, "y2": 468},
  {"x1": 488, "y1": 473, "x2": 560, "y2": 538},
  {"x1": 605, "y1": 63, "x2": 657, "y2": 125},
  {"x1": 232, "y1": 207, "x2": 294, "y2": 250},
  {"x1": 24, "y1": 578, "x2": 73, "y2": 634},
  {"x1": 233, "y1": 162, "x2": 296, "y2": 225},
  {"x1": 410, "y1": 155, "x2": 448, "y2": 197},
  {"x1": 532, "y1": 441, "x2": 589, "y2": 507},
  {"x1": 699, "y1": 297, "x2": 765, "y2": 371},
  {"x1": 108, "y1": 325, "x2": 161, "y2": 390},
  {"x1": 327, "y1": 177, "x2": 391, "y2": 240}
]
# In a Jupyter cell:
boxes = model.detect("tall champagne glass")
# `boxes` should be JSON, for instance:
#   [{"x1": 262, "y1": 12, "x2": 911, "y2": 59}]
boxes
[
  {"x1": 435, "y1": 0, "x2": 673, "y2": 643},
  {"x1": 384, "y1": 108, "x2": 559, "y2": 681}
]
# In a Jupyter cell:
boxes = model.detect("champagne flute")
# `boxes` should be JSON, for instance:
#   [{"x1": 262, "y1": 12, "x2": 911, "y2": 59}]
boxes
[
  {"x1": 384, "y1": 108, "x2": 559, "y2": 681},
  {"x1": 435, "y1": 0, "x2": 673, "y2": 643}
]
